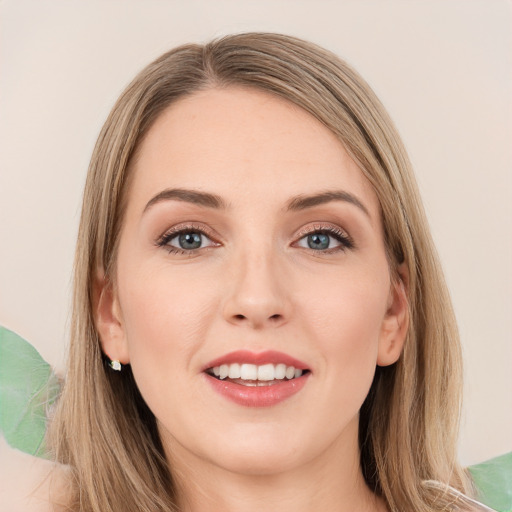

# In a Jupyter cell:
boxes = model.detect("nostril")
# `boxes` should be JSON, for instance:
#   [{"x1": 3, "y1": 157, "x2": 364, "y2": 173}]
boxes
[{"x1": 232, "y1": 313, "x2": 282, "y2": 323}]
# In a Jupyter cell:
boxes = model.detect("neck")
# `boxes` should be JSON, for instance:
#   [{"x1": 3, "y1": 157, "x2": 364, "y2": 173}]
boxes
[{"x1": 163, "y1": 420, "x2": 387, "y2": 512}]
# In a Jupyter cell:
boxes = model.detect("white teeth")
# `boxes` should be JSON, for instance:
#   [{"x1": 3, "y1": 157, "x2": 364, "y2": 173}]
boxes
[
  {"x1": 275, "y1": 363, "x2": 286, "y2": 379},
  {"x1": 240, "y1": 363, "x2": 258, "y2": 380},
  {"x1": 219, "y1": 364, "x2": 229, "y2": 380},
  {"x1": 228, "y1": 363, "x2": 241, "y2": 379},
  {"x1": 257, "y1": 363, "x2": 275, "y2": 381},
  {"x1": 211, "y1": 362, "x2": 305, "y2": 381}
]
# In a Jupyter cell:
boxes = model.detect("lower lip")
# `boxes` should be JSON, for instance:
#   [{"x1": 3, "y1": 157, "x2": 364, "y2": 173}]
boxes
[{"x1": 204, "y1": 373, "x2": 310, "y2": 407}]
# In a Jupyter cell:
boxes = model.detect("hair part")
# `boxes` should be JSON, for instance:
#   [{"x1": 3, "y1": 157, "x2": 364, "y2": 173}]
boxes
[{"x1": 49, "y1": 32, "x2": 471, "y2": 511}]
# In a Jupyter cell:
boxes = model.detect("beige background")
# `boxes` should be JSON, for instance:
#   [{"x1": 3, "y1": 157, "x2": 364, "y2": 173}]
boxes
[{"x1": 0, "y1": 0, "x2": 510, "y2": 466}]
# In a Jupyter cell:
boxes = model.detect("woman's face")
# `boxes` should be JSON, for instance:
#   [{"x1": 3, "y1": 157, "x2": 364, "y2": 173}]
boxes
[{"x1": 97, "y1": 87, "x2": 407, "y2": 476}]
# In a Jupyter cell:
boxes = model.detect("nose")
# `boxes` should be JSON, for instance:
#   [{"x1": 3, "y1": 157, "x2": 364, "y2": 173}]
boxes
[{"x1": 222, "y1": 248, "x2": 291, "y2": 329}]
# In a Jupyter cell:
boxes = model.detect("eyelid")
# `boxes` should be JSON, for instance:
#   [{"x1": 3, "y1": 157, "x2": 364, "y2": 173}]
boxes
[
  {"x1": 156, "y1": 222, "x2": 221, "y2": 249},
  {"x1": 294, "y1": 222, "x2": 349, "y2": 239},
  {"x1": 292, "y1": 222, "x2": 355, "y2": 251}
]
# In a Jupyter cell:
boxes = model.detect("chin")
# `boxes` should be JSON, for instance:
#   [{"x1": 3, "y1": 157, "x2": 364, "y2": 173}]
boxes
[
  {"x1": 210, "y1": 445, "x2": 304, "y2": 476},
  {"x1": 199, "y1": 423, "x2": 320, "y2": 476}
]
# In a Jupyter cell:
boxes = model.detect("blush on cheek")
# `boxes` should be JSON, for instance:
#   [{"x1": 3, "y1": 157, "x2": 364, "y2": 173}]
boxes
[{"x1": 120, "y1": 274, "x2": 216, "y2": 367}]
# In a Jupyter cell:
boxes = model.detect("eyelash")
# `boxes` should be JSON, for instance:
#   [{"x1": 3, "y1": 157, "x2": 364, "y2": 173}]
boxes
[
  {"x1": 293, "y1": 224, "x2": 355, "y2": 253},
  {"x1": 156, "y1": 223, "x2": 354, "y2": 255},
  {"x1": 156, "y1": 224, "x2": 219, "y2": 255}
]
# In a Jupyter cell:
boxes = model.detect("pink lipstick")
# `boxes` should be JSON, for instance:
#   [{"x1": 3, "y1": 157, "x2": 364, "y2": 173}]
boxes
[
  {"x1": 202, "y1": 350, "x2": 309, "y2": 371},
  {"x1": 202, "y1": 350, "x2": 311, "y2": 407}
]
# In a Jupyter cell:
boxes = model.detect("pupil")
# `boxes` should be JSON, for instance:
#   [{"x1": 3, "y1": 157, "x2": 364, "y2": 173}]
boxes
[
  {"x1": 308, "y1": 233, "x2": 329, "y2": 250},
  {"x1": 179, "y1": 232, "x2": 202, "y2": 249}
]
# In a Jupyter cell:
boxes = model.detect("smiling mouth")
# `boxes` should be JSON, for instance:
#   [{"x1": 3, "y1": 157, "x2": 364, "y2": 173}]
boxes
[{"x1": 206, "y1": 363, "x2": 310, "y2": 386}]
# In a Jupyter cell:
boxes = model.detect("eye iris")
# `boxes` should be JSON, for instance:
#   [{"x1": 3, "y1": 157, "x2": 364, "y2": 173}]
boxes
[
  {"x1": 307, "y1": 233, "x2": 330, "y2": 250},
  {"x1": 178, "y1": 232, "x2": 202, "y2": 250}
]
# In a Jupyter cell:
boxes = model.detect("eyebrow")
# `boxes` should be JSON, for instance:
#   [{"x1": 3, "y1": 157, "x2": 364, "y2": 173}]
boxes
[
  {"x1": 286, "y1": 190, "x2": 370, "y2": 217},
  {"x1": 143, "y1": 188, "x2": 227, "y2": 213},
  {"x1": 143, "y1": 187, "x2": 369, "y2": 217}
]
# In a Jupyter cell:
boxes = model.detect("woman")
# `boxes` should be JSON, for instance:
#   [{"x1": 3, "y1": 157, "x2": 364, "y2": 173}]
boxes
[{"x1": 38, "y1": 32, "x2": 492, "y2": 511}]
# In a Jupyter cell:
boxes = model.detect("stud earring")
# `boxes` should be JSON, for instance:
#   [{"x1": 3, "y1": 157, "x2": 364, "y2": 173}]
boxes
[{"x1": 109, "y1": 359, "x2": 122, "y2": 371}]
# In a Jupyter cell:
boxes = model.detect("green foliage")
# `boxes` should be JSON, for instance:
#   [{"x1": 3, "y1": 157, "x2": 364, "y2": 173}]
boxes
[
  {"x1": 469, "y1": 452, "x2": 512, "y2": 512},
  {"x1": 0, "y1": 326, "x2": 60, "y2": 458}
]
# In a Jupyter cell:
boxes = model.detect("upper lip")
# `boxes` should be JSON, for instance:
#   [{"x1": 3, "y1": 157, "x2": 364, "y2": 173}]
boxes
[{"x1": 202, "y1": 350, "x2": 310, "y2": 372}]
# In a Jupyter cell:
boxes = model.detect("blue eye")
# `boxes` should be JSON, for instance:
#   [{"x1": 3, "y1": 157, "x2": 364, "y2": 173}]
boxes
[
  {"x1": 173, "y1": 232, "x2": 204, "y2": 250},
  {"x1": 158, "y1": 228, "x2": 217, "y2": 254},
  {"x1": 296, "y1": 228, "x2": 353, "y2": 252},
  {"x1": 305, "y1": 233, "x2": 330, "y2": 250}
]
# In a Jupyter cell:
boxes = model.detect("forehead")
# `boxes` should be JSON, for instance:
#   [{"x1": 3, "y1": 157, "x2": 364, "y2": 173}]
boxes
[{"x1": 128, "y1": 86, "x2": 380, "y2": 218}]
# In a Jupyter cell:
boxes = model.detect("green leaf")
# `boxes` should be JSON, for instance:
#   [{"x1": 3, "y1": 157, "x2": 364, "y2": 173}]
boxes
[
  {"x1": 469, "y1": 452, "x2": 512, "y2": 512},
  {"x1": 0, "y1": 326, "x2": 60, "y2": 458}
]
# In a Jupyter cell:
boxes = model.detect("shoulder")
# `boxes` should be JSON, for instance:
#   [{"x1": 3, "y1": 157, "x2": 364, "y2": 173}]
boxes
[{"x1": 0, "y1": 437, "x2": 71, "y2": 512}]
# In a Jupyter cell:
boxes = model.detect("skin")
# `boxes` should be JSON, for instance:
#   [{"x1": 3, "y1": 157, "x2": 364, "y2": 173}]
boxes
[{"x1": 96, "y1": 87, "x2": 408, "y2": 512}]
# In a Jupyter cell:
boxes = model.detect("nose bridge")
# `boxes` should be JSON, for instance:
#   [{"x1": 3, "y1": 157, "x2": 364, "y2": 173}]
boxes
[{"x1": 223, "y1": 239, "x2": 290, "y2": 328}]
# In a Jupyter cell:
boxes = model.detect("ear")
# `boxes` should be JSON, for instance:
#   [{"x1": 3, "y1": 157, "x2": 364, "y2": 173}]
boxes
[
  {"x1": 92, "y1": 271, "x2": 130, "y2": 365},
  {"x1": 377, "y1": 263, "x2": 409, "y2": 367}
]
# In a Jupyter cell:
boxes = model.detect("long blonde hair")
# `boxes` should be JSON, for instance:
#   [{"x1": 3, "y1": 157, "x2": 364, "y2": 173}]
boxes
[{"x1": 49, "y1": 32, "x2": 472, "y2": 511}]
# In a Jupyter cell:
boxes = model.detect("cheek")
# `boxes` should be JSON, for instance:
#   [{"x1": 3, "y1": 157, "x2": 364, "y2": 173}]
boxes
[
  {"x1": 115, "y1": 264, "x2": 222, "y2": 433},
  {"x1": 116, "y1": 263, "x2": 217, "y2": 376},
  {"x1": 302, "y1": 267, "x2": 388, "y2": 346},
  {"x1": 298, "y1": 268, "x2": 388, "y2": 403}
]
